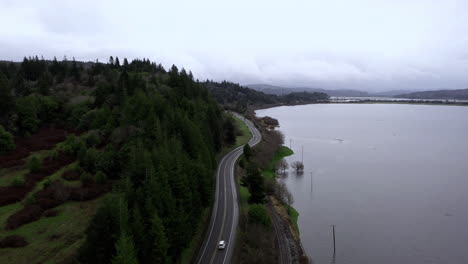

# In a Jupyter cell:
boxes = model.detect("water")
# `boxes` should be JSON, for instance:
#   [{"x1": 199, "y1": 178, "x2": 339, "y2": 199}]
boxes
[{"x1": 256, "y1": 104, "x2": 468, "y2": 264}]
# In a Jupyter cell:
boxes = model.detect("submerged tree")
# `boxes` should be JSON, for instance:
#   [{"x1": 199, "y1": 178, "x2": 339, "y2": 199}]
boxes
[{"x1": 291, "y1": 161, "x2": 304, "y2": 173}]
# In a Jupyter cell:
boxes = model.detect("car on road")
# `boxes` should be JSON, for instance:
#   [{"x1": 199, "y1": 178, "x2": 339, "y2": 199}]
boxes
[{"x1": 218, "y1": 240, "x2": 226, "y2": 250}]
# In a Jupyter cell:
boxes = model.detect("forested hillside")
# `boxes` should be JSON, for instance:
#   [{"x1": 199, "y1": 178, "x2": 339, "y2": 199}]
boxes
[
  {"x1": 396, "y1": 88, "x2": 468, "y2": 100},
  {"x1": 204, "y1": 81, "x2": 329, "y2": 112},
  {"x1": 0, "y1": 56, "x2": 237, "y2": 263}
]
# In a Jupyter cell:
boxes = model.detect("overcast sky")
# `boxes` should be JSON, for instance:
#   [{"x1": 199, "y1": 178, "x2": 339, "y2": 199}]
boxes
[{"x1": 1, "y1": 0, "x2": 467, "y2": 91}]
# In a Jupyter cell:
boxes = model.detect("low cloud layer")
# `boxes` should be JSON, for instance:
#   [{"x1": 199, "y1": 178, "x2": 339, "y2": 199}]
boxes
[{"x1": 1, "y1": 0, "x2": 467, "y2": 91}]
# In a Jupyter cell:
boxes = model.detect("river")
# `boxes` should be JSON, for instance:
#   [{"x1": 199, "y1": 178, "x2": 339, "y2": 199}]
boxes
[{"x1": 256, "y1": 104, "x2": 468, "y2": 264}]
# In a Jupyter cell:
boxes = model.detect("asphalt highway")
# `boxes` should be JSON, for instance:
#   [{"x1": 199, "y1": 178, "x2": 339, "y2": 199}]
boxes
[{"x1": 196, "y1": 114, "x2": 261, "y2": 264}]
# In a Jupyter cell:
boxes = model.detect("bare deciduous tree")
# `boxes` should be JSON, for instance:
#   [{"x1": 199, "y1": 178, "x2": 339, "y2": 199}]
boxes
[
  {"x1": 276, "y1": 158, "x2": 288, "y2": 175},
  {"x1": 291, "y1": 161, "x2": 304, "y2": 173}
]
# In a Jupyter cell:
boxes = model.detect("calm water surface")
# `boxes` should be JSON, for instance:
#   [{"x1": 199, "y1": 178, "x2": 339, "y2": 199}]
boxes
[{"x1": 256, "y1": 104, "x2": 468, "y2": 264}]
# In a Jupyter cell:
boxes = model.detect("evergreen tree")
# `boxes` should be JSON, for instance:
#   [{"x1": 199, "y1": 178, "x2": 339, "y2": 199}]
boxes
[
  {"x1": 0, "y1": 73, "x2": 14, "y2": 115},
  {"x1": 71, "y1": 57, "x2": 80, "y2": 80},
  {"x1": 38, "y1": 71, "x2": 52, "y2": 95},
  {"x1": 246, "y1": 162, "x2": 265, "y2": 203},
  {"x1": 223, "y1": 116, "x2": 236, "y2": 146},
  {"x1": 111, "y1": 231, "x2": 139, "y2": 264},
  {"x1": 149, "y1": 213, "x2": 169, "y2": 264},
  {"x1": 123, "y1": 58, "x2": 129, "y2": 70},
  {"x1": 0, "y1": 125, "x2": 15, "y2": 154},
  {"x1": 243, "y1": 144, "x2": 252, "y2": 161}
]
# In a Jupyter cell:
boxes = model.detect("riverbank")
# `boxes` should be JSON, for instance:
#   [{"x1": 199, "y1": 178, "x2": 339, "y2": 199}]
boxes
[{"x1": 261, "y1": 145, "x2": 299, "y2": 232}]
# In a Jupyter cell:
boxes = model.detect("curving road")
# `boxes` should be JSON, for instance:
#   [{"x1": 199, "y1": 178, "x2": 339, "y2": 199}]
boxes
[{"x1": 196, "y1": 114, "x2": 261, "y2": 264}]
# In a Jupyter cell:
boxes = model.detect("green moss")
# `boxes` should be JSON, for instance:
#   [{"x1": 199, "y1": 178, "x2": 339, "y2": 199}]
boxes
[{"x1": 287, "y1": 205, "x2": 299, "y2": 233}]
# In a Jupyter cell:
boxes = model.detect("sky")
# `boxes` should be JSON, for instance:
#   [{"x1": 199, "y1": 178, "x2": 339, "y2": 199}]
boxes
[{"x1": 1, "y1": 0, "x2": 467, "y2": 91}]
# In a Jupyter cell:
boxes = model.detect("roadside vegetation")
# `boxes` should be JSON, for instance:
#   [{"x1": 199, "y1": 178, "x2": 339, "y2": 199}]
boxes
[
  {"x1": 0, "y1": 56, "x2": 239, "y2": 263},
  {"x1": 234, "y1": 111, "x2": 308, "y2": 263}
]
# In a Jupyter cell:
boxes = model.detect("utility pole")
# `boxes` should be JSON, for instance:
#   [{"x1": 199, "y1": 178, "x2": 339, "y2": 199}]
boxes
[
  {"x1": 301, "y1": 146, "x2": 304, "y2": 163},
  {"x1": 332, "y1": 225, "x2": 336, "y2": 257},
  {"x1": 310, "y1": 171, "x2": 313, "y2": 199},
  {"x1": 289, "y1": 139, "x2": 292, "y2": 149}
]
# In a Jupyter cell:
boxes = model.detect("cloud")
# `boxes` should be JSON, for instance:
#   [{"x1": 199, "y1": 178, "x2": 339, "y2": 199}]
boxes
[{"x1": 0, "y1": 0, "x2": 467, "y2": 91}]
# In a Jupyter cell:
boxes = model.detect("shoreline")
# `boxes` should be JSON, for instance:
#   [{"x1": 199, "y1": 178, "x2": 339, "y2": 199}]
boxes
[{"x1": 248, "y1": 99, "x2": 468, "y2": 115}]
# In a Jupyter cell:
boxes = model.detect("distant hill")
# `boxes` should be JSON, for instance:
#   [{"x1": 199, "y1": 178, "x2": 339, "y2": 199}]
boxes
[
  {"x1": 204, "y1": 81, "x2": 329, "y2": 112},
  {"x1": 247, "y1": 84, "x2": 370, "y2": 97},
  {"x1": 396, "y1": 88, "x2": 468, "y2": 100},
  {"x1": 371, "y1": 90, "x2": 419, "y2": 97}
]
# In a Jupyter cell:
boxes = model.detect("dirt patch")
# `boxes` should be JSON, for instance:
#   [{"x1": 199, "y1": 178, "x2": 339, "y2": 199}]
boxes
[
  {"x1": 0, "y1": 126, "x2": 72, "y2": 169},
  {"x1": 68, "y1": 184, "x2": 110, "y2": 201},
  {"x1": 47, "y1": 233, "x2": 62, "y2": 241},
  {"x1": 6, "y1": 205, "x2": 43, "y2": 230},
  {"x1": 0, "y1": 235, "x2": 28, "y2": 248},
  {"x1": 43, "y1": 209, "x2": 59, "y2": 217},
  {"x1": 62, "y1": 170, "x2": 80, "y2": 181},
  {"x1": 44, "y1": 209, "x2": 59, "y2": 217}
]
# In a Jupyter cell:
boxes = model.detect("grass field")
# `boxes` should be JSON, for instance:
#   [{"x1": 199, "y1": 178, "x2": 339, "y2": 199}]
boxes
[
  {"x1": 0, "y1": 197, "x2": 106, "y2": 264},
  {"x1": 0, "y1": 146, "x2": 103, "y2": 264}
]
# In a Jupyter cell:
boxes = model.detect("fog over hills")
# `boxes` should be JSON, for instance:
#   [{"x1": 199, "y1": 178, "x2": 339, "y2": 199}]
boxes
[{"x1": 246, "y1": 84, "x2": 420, "y2": 97}]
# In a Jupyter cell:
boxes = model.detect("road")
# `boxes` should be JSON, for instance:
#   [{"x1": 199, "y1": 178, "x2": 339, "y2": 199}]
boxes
[{"x1": 196, "y1": 114, "x2": 261, "y2": 264}]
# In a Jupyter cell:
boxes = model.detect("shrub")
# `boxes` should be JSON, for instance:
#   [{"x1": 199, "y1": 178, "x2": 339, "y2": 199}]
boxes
[
  {"x1": 248, "y1": 204, "x2": 271, "y2": 228},
  {"x1": 80, "y1": 172, "x2": 93, "y2": 187},
  {"x1": 50, "y1": 150, "x2": 58, "y2": 160},
  {"x1": 82, "y1": 148, "x2": 99, "y2": 173},
  {"x1": 43, "y1": 178, "x2": 52, "y2": 189},
  {"x1": 0, "y1": 125, "x2": 15, "y2": 154},
  {"x1": 85, "y1": 131, "x2": 101, "y2": 147},
  {"x1": 24, "y1": 194, "x2": 37, "y2": 206},
  {"x1": 11, "y1": 177, "x2": 25, "y2": 187},
  {"x1": 28, "y1": 156, "x2": 42, "y2": 173},
  {"x1": 239, "y1": 158, "x2": 246, "y2": 169},
  {"x1": 95, "y1": 171, "x2": 107, "y2": 184}
]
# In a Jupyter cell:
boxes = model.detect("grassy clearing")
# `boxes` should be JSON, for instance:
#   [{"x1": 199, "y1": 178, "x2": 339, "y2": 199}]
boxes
[
  {"x1": 0, "y1": 196, "x2": 107, "y2": 264},
  {"x1": 233, "y1": 116, "x2": 252, "y2": 147},
  {"x1": 0, "y1": 149, "x2": 53, "y2": 187},
  {"x1": 239, "y1": 185, "x2": 250, "y2": 213},
  {"x1": 262, "y1": 146, "x2": 294, "y2": 180},
  {"x1": 24, "y1": 162, "x2": 77, "y2": 201},
  {"x1": 0, "y1": 168, "x2": 27, "y2": 187},
  {"x1": 217, "y1": 113, "x2": 252, "y2": 160}
]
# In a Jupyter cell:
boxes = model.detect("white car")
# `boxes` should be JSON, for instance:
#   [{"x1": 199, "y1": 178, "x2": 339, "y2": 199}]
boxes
[{"x1": 218, "y1": 240, "x2": 226, "y2": 250}]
